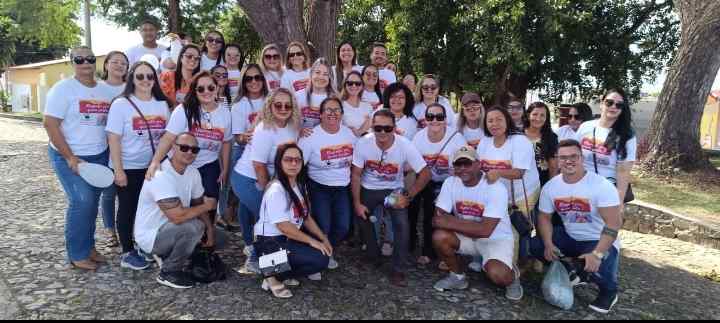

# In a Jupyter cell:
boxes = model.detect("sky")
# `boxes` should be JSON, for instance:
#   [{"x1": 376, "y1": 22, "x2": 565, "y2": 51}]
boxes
[{"x1": 88, "y1": 17, "x2": 720, "y2": 92}]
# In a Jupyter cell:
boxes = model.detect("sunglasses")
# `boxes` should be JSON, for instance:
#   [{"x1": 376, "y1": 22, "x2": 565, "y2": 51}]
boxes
[
  {"x1": 243, "y1": 75, "x2": 264, "y2": 83},
  {"x1": 282, "y1": 156, "x2": 303, "y2": 165},
  {"x1": 422, "y1": 85, "x2": 438, "y2": 91},
  {"x1": 453, "y1": 159, "x2": 474, "y2": 168},
  {"x1": 196, "y1": 85, "x2": 217, "y2": 94},
  {"x1": 206, "y1": 37, "x2": 224, "y2": 45},
  {"x1": 604, "y1": 99, "x2": 627, "y2": 109},
  {"x1": 176, "y1": 144, "x2": 201, "y2": 154},
  {"x1": 288, "y1": 52, "x2": 305, "y2": 58},
  {"x1": 183, "y1": 54, "x2": 201, "y2": 62},
  {"x1": 73, "y1": 56, "x2": 97, "y2": 65},
  {"x1": 134, "y1": 73, "x2": 156, "y2": 82},
  {"x1": 464, "y1": 104, "x2": 483, "y2": 112},
  {"x1": 425, "y1": 113, "x2": 446, "y2": 122},
  {"x1": 568, "y1": 114, "x2": 581, "y2": 120},
  {"x1": 364, "y1": 72, "x2": 379, "y2": 78},
  {"x1": 345, "y1": 81, "x2": 363, "y2": 87},
  {"x1": 213, "y1": 73, "x2": 228, "y2": 79},
  {"x1": 273, "y1": 102, "x2": 293, "y2": 111},
  {"x1": 373, "y1": 125, "x2": 395, "y2": 133},
  {"x1": 264, "y1": 54, "x2": 281, "y2": 60},
  {"x1": 507, "y1": 104, "x2": 524, "y2": 111}
]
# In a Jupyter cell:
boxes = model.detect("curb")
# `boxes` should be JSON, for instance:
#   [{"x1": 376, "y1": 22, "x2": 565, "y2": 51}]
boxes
[
  {"x1": 625, "y1": 200, "x2": 720, "y2": 250},
  {"x1": 0, "y1": 113, "x2": 42, "y2": 123}
]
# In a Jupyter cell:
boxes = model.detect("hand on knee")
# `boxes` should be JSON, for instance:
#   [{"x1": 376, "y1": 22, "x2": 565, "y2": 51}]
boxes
[{"x1": 485, "y1": 261, "x2": 514, "y2": 287}]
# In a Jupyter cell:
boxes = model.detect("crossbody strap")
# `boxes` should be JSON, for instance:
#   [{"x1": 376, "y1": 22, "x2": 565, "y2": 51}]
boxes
[
  {"x1": 125, "y1": 96, "x2": 156, "y2": 155},
  {"x1": 592, "y1": 127, "x2": 599, "y2": 174},
  {"x1": 430, "y1": 131, "x2": 460, "y2": 173},
  {"x1": 508, "y1": 135, "x2": 531, "y2": 213}
]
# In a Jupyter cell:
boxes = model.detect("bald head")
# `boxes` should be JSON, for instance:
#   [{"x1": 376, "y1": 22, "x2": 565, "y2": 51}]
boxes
[{"x1": 176, "y1": 132, "x2": 199, "y2": 146}]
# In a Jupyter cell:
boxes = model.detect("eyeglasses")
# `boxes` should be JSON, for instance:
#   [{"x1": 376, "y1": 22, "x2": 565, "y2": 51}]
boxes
[
  {"x1": 183, "y1": 54, "x2": 201, "y2": 62},
  {"x1": 243, "y1": 75, "x2": 264, "y2": 83},
  {"x1": 196, "y1": 85, "x2": 217, "y2": 94},
  {"x1": 213, "y1": 73, "x2": 228, "y2": 79},
  {"x1": 345, "y1": 81, "x2": 363, "y2": 88},
  {"x1": 422, "y1": 85, "x2": 438, "y2": 92},
  {"x1": 282, "y1": 156, "x2": 303, "y2": 165},
  {"x1": 604, "y1": 99, "x2": 626, "y2": 109},
  {"x1": 206, "y1": 37, "x2": 224, "y2": 45},
  {"x1": 134, "y1": 73, "x2": 156, "y2": 81},
  {"x1": 264, "y1": 54, "x2": 281, "y2": 61},
  {"x1": 373, "y1": 125, "x2": 395, "y2": 133},
  {"x1": 425, "y1": 113, "x2": 446, "y2": 122},
  {"x1": 273, "y1": 102, "x2": 293, "y2": 111},
  {"x1": 176, "y1": 144, "x2": 201, "y2": 154},
  {"x1": 464, "y1": 104, "x2": 483, "y2": 112},
  {"x1": 288, "y1": 51, "x2": 305, "y2": 58},
  {"x1": 73, "y1": 56, "x2": 97, "y2": 65},
  {"x1": 323, "y1": 108, "x2": 343, "y2": 115},
  {"x1": 558, "y1": 154, "x2": 581, "y2": 162}
]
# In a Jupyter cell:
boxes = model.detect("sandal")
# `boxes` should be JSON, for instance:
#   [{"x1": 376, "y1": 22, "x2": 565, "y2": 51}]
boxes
[
  {"x1": 70, "y1": 259, "x2": 98, "y2": 271},
  {"x1": 90, "y1": 249, "x2": 108, "y2": 264},
  {"x1": 262, "y1": 278, "x2": 293, "y2": 299}
]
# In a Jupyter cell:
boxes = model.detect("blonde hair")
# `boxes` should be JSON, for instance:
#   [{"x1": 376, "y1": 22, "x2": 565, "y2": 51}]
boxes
[
  {"x1": 306, "y1": 58, "x2": 337, "y2": 104},
  {"x1": 416, "y1": 74, "x2": 440, "y2": 103},
  {"x1": 285, "y1": 41, "x2": 310, "y2": 70},
  {"x1": 259, "y1": 88, "x2": 302, "y2": 131},
  {"x1": 340, "y1": 71, "x2": 363, "y2": 101},
  {"x1": 258, "y1": 43, "x2": 284, "y2": 72}
]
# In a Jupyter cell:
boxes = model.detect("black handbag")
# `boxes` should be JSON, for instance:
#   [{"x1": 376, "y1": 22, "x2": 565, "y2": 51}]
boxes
[
  {"x1": 510, "y1": 179, "x2": 533, "y2": 237},
  {"x1": 190, "y1": 246, "x2": 228, "y2": 284}
]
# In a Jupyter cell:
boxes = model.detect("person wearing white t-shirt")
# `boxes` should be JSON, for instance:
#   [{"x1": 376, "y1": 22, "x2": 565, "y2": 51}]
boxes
[
  {"x1": 555, "y1": 103, "x2": 594, "y2": 141},
  {"x1": 575, "y1": 89, "x2": 636, "y2": 205},
  {"x1": 125, "y1": 20, "x2": 167, "y2": 67},
  {"x1": 382, "y1": 83, "x2": 419, "y2": 140},
  {"x1": 457, "y1": 92, "x2": 487, "y2": 148},
  {"x1": 106, "y1": 62, "x2": 171, "y2": 271},
  {"x1": 296, "y1": 58, "x2": 337, "y2": 131},
  {"x1": 340, "y1": 71, "x2": 373, "y2": 137},
  {"x1": 369, "y1": 43, "x2": 397, "y2": 92},
  {"x1": 432, "y1": 145, "x2": 523, "y2": 301},
  {"x1": 231, "y1": 88, "x2": 301, "y2": 273},
  {"x1": 134, "y1": 133, "x2": 218, "y2": 289},
  {"x1": 361, "y1": 65, "x2": 383, "y2": 110},
  {"x1": 259, "y1": 44, "x2": 284, "y2": 91},
  {"x1": 299, "y1": 98, "x2": 358, "y2": 270},
  {"x1": 351, "y1": 109, "x2": 431, "y2": 287},
  {"x1": 44, "y1": 46, "x2": 117, "y2": 271},
  {"x1": 280, "y1": 42, "x2": 311, "y2": 92},
  {"x1": 530, "y1": 140, "x2": 622, "y2": 314},
  {"x1": 333, "y1": 41, "x2": 364, "y2": 90},
  {"x1": 254, "y1": 144, "x2": 331, "y2": 299},
  {"x1": 200, "y1": 31, "x2": 226, "y2": 71},
  {"x1": 224, "y1": 44, "x2": 243, "y2": 100},
  {"x1": 409, "y1": 103, "x2": 467, "y2": 265},
  {"x1": 413, "y1": 75, "x2": 456, "y2": 129}
]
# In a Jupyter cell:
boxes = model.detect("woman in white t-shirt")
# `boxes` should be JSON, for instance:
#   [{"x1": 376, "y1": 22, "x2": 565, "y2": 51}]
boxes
[
  {"x1": 477, "y1": 106, "x2": 541, "y2": 218},
  {"x1": 44, "y1": 46, "x2": 117, "y2": 271},
  {"x1": 224, "y1": 44, "x2": 243, "y2": 100},
  {"x1": 413, "y1": 74, "x2": 456, "y2": 129},
  {"x1": 254, "y1": 143, "x2": 331, "y2": 299},
  {"x1": 341, "y1": 71, "x2": 373, "y2": 137},
  {"x1": 382, "y1": 82, "x2": 418, "y2": 140},
  {"x1": 200, "y1": 30, "x2": 226, "y2": 71},
  {"x1": 299, "y1": 97, "x2": 358, "y2": 269},
  {"x1": 231, "y1": 88, "x2": 301, "y2": 272},
  {"x1": 402, "y1": 73, "x2": 417, "y2": 95},
  {"x1": 555, "y1": 102, "x2": 594, "y2": 141},
  {"x1": 259, "y1": 44, "x2": 284, "y2": 91},
  {"x1": 361, "y1": 65, "x2": 383, "y2": 110},
  {"x1": 211, "y1": 65, "x2": 232, "y2": 111},
  {"x1": 333, "y1": 41, "x2": 363, "y2": 91},
  {"x1": 457, "y1": 92, "x2": 487, "y2": 149},
  {"x1": 296, "y1": 58, "x2": 337, "y2": 132},
  {"x1": 106, "y1": 62, "x2": 171, "y2": 270},
  {"x1": 575, "y1": 88, "x2": 637, "y2": 204},
  {"x1": 280, "y1": 42, "x2": 311, "y2": 92},
  {"x1": 409, "y1": 103, "x2": 467, "y2": 265}
]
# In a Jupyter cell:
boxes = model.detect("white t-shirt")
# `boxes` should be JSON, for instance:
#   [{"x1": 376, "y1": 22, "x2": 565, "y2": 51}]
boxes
[
  {"x1": 134, "y1": 159, "x2": 204, "y2": 253},
  {"x1": 126, "y1": 44, "x2": 168, "y2": 66},
  {"x1": 254, "y1": 181, "x2": 306, "y2": 237},
  {"x1": 105, "y1": 96, "x2": 170, "y2": 170},
  {"x1": 295, "y1": 89, "x2": 329, "y2": 129},
  {"x1": 352, "y1": 133, "x2": 427, "y2": 190},
  {"x1": 201, "y1": 53, "x2": 224, "y2": 72},
  {"x1": 460, "y1": 124, "x2": 487, "y2": 149},
  {"x1": 227, "y1": 69, "x2": 242, "y2": 100},
  {"x1": 413, "y1": 97, "x2": 457, "y2": 129},
  {"x1": 165, "y1": 105, "x2": 233, "y2": 168},
  {"x1": 539, "y1": 171, "x2": 622, "y2": 249},
  {"x1": 342, "y1": 100, "x2": 373, "y2": 132},
  {"x1": 575, "y1": 120, "x2": 637, "y2": 181},
  {"x1": 412, "y1": 128, "x2": 468, "y2": 183},
  {"x1": 231, "y1": 97, "x2": 265, "y2": 140},
  {"x1": 397, "y1": 115, "x2": 419, "y2": 140},
  {"x1": 361, "y1": 90, "x2": 382, "y2": 110},
  {"x1": 299, "y1": 125, "x2": 357, "y2": 187},
  {"x1": 555, "y1": 125, "x2": 577, "y2": 142},
  {"x1": 436, "y1": 176, "x2": 513, "y2": 241},
  {"x1": 44, "y1": 78, "x2": 116, "y2": 156},
  {"x1": 378, "y1": 68, "x2": 397, "y2": 92},
  {"x1": 265, "y1": 70, "x2": 283, "y2": 91},
  {"x1": 101, "y1": 81, "x2": 125, "y2": 99},
  {"x1": 234, "y1": 122, "x2": 298, "y2": 180},
  {"x1": 281, "y1": 69, "x2": 310, "y2": 92},
  {"x1": 476, "y1": 134, "x2": 541, "y2": 202}
]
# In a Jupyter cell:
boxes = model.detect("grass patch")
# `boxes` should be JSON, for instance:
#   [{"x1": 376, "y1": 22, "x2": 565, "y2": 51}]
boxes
[
  {"x1": 16, "y1": 112, "x2": 43, "y2": 119},
  {"x1": 701, "y1": 270, "x2": 720, "y2": 283}
]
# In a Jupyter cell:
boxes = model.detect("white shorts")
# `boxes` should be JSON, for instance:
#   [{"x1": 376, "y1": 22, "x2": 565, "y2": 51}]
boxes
[{"x1": 455, "y1": 233, "x2": 514, "y2": 269}]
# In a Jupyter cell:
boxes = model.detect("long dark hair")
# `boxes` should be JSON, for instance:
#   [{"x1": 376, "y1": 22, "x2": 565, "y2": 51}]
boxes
[
  {"x1": 182, "y1": 71, "x2": 218, "y2": 128},
  {"x1": 102, "y1": 51, "x2": 128, "y2": 81},
  {"x1": 234, "y1": 63, "x2": 269, "y2": 104},
  {"x1": 484, "y1": 105, "x2": 521, "y2": 138},
  {"x1": 175, "y1": 44, "x2": 202, "y2": 92},
  {"x1": 601, "y1": 88, "x2": 635, "y2": 160},
  {"x1": 211, "y1": 65, "x2": 232, "y2": 106},
  {"x1": 223, "y1": 43, "x2": 244, "y2": 70},
  {"x1": 383, "y1": 82, "x2": 415, "y2": 119},
  {"x1": 115, "y1": 61, "x2": 169, "y2": 109},
  {"x1": 524, "y1": 102, "x2": 558, "y2": 161},
  {"x1": 201, "y1": 30, "x2": 226, "y2": 66},
  {"x1": 362, "y1": 65, "x2": 383, "y2": 102},
  {"x1": 274, "y1": 143, "x2": 310, "y2": 220},
  {"x1": 572, "y1": 102, "x2": 594, "y2": 123},
  {"x1": 335, "y1": 41, "x2": 357, "y2": 90}
]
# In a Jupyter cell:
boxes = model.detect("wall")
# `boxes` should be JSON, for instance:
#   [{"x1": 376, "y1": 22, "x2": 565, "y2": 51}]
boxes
[{"x1": 624, "y1": 202, "x2": 720, "y2": 250}]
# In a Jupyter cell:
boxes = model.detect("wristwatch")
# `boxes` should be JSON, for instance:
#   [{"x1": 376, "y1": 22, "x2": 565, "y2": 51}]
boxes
[{"x1": 592, "y1": 250, "x2": 607, "y2": 261}]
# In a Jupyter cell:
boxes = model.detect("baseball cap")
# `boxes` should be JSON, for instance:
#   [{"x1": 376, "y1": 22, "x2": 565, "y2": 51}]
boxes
[
  {"x1": 452, "y1": 145, "x2": 478, "y2": 164},
  {"x1": 461, "y1": 92, "x2": 482, "y2": 106}
]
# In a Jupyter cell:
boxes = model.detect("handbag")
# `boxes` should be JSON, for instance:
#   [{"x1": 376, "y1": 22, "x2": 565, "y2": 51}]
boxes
[
  {"x1": 257, "y1": 192, "x2": 292, "y2": 277},
  {"x1": 189, "y1": 246, "x2": 228, "y2": 284},
  {"x1": 507, "y1": 136, "x2": 534, "y2": 237},
  {"x1": 125, "y1": 96, "x2": 157, "y2": 155},
  {"x1": 592, "y1": 128, "x2": 634, "y2": 203}
]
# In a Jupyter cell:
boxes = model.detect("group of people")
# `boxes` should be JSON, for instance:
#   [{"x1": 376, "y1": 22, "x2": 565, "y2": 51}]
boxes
[{"x1": 43, "y1": 19, "x2": 637, "y2": 314}]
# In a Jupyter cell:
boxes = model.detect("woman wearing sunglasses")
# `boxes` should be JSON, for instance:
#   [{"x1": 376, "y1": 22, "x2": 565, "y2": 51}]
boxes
[
  {"x1": 44, "y1": 46, "x2": 118, "y2": 271},
  {"x1": 259, "y1": 44, "x2": 284, "y2": 91},
  {"x1": 160, "y1": 44, "x2": 202, "y2": 109},
  {"x1": 556, "y1": 102, "x2": 594, "y2": 141},
  {"x1": 413, "y1": 74, "x2": 456, "y2": 129},
  {"x1": 211, "y1": 65, "x2": 232, "y2": 110},
  {"x1": 333, "y1": 41, "x2": 364, "y2": 90},
  {"x1": 457, "y1": 92, "x2": 487, "y2": 149},
  {"x1": 523, "y1": 102, "x2": 559, "y2": 187},
  {"x1": 409, "y1": 103, "x2": 467, "y2": 265},
  {"x1": 201, "y1": 30, "x2": 226, "y2": 71},
  {"x1": 575, "y1": 88, "x2": 636, "y2": 205},
  {"x1": 361, "y1": 65, "x2": 383, "y2": 110},
  {"x1": 232, "y1": 88, "x2": 302, "y2": 273},
  {"x1": 341, "y1": 71, "x2": 373, "y2": 137},
  {"x1": 224, "y1": 44, "x2": 244, "y2": 100},
  {"x1": 106, "y1": 62, "x2": 170, "y2": 270},
  {"x1": 296, "y1": 58, "x2": 337, "y2": 131},
  {"x1": 280, "y1": 42, "x2": 311, "y2": 92}
]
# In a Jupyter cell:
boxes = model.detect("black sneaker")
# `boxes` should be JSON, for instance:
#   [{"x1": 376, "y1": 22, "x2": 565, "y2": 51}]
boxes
[
  {"x1": 157, "y1": 271, "x2": 195, "y2": 289},
  {"x1": 589, "y1": 292, "x2": 619, "y2": 314}
]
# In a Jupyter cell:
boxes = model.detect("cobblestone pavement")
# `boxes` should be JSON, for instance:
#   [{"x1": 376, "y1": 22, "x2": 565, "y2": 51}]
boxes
[{"x1": 1, "y1": 118, "x2": 719, "y2": 320}]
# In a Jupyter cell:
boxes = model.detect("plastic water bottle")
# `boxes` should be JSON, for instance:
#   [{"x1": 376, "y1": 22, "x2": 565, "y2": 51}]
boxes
[{"x1": 384, "y1": 188, "x2": 406, "y2": 208}]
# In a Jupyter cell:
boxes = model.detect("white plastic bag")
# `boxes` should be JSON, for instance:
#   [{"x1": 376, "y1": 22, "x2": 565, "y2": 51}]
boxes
[{"x1": 542, "y1": 260, "x2": 574, "y2": 310}]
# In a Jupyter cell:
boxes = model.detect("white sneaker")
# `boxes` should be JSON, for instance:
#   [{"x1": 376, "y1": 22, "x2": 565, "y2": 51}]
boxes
[
  {"x1": 381, "y1": 243, "x2": 393, "y2": 257},
  {"x1": 328, "y1": 257, "x2": 339, "y2": 270},
  {"x1": 307, "y1": 273, "x2": 322, "y2": 281}
]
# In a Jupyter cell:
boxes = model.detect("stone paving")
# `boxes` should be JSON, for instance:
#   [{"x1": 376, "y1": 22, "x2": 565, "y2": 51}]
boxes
[{"x1": 1, "y1": 117, "x2": 720, "y2": 320}]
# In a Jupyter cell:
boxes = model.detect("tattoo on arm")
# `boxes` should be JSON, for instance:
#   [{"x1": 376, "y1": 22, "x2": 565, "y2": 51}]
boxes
[
  {"x1": 158, "y1": 197, "x2": 182, "y2": 211},
  {"x1": 602, "y1": 226, "x2": 619, "y2": 239}
]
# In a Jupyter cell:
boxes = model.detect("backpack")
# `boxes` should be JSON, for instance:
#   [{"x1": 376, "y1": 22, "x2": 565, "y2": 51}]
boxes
[{"x1": 190, "y1": 247, "x2": 228, "y2": 284}]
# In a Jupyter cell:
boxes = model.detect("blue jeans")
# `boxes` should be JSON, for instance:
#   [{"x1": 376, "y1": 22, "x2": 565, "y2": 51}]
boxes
[
  {"x1": 100, "y1": 185, "x2": 116, "y2": 229},
  {"x1": 231, "y1": 171, "x2": 263, "y2": 258},
  {"x1": 255, "y1": 235, "x2": 329, "y2": 281},
  {"x1": 309, "y1": 180, "x2": 351, "y2": 247},
  {"x1": 49, "y1": 147, "x2": 109, "y2": 262},
  {"x1": 530, "y1": 226, "x2": 620, "y2": 295}
]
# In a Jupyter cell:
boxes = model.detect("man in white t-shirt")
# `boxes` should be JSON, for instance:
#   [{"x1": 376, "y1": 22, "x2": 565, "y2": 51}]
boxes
[
  {"x1": 125, "y1": 19, "x2": 168, "y2": 67},
  {"x1": 370, "y1": 43, "x2": 397, "y2": 91},
  {"x1": 529, "y1": 139, "x2": 622, "y2": 314},
  {"x1": 432, "y1": 146, "x2": 524, "y2": 301},
  {"x1": 351, "y1": 109, "x2": 431, "y2": 287},
  {"x1": 134, "y1": 133, "x2": 217, "y2": 289}
]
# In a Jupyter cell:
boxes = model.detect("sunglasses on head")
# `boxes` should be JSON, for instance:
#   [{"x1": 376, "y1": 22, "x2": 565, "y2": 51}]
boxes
[
  {"x1": 73, "y1": 56, "x2": 97, "y2": 65},
  {"x1": 243, "y1": 75, "x2": 264, "y2": 83},
  {"x1": 425, "y1": 113, "x2": 446, "y2": 122},
  {"x1": 206, "y1": 37, "x2": 224, "y2": 45},
  {"x1": 604, "y1": 99, "x2": 626, "y2": 109},
  {"x1": 196, "y1": 85, "x2": 217, "y2": 94},
  {"x1": 134, "y1": 73, "x2": 156, "y2": 82},
  {"x1": 373, "y1": 125, "x2": 395, "y2": 133},
  {"x1": 345, "y1": 81, "x2": 363, "y2": 87},
  {"x1": 264, "y1": 54, "x2": 281, "y2": 60},
  {"x1": 288, "y1": 51, "x2": 305, "y2": 58},
  {"x1": 273, "y1": 102, "x2": 293, "y2": 111},
  {"x1": 176, "y1": 144, "x2": 201, "y2": 154}
]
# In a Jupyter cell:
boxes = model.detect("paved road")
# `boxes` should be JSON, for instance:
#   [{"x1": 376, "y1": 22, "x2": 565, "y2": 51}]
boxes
[{"x1": 0, "y1": 118, "x2": 719, "y2": 320}]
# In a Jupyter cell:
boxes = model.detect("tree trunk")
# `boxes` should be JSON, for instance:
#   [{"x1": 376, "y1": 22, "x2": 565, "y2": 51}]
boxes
[
  {"x1": 643, "y1": 0, "x2": 720, "y2": 173},
  {"x1": 307, "y1": 0, "x2": 341, "y2": 62},
  {"x1": 237, "y1": 0, "x2": 307, "y2": 54},
  {"x1": 168, "y1": 0, "x2": 180, "y2": 33}
]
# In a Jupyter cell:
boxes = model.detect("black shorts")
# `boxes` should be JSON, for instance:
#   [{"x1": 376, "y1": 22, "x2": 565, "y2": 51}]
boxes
[{"x1": 198, "y1": 160, "x2": 221, "y2": 199}]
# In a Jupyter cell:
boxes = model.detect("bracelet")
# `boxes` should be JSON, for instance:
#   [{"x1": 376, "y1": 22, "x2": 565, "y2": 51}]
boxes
[{"x1": 602, "y1": 226, "x2": 619, "y2": 239}]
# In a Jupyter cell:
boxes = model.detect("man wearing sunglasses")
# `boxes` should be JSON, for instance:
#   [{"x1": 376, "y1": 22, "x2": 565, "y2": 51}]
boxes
[
  {"x1": 135, "y1": 133, "x2": 218, "y2": 289},
  {"x1": 351, "y1": 109, "x2": 431, "y2": 287},
  {"x1": 125, "y1": 19, "x2": 167, "y2": 67}
]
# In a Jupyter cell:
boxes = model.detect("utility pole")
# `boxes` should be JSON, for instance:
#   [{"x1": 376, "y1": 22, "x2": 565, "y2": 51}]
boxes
[{"x1": 84, "y1": 0, "x2": 92, "y2": 50}]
